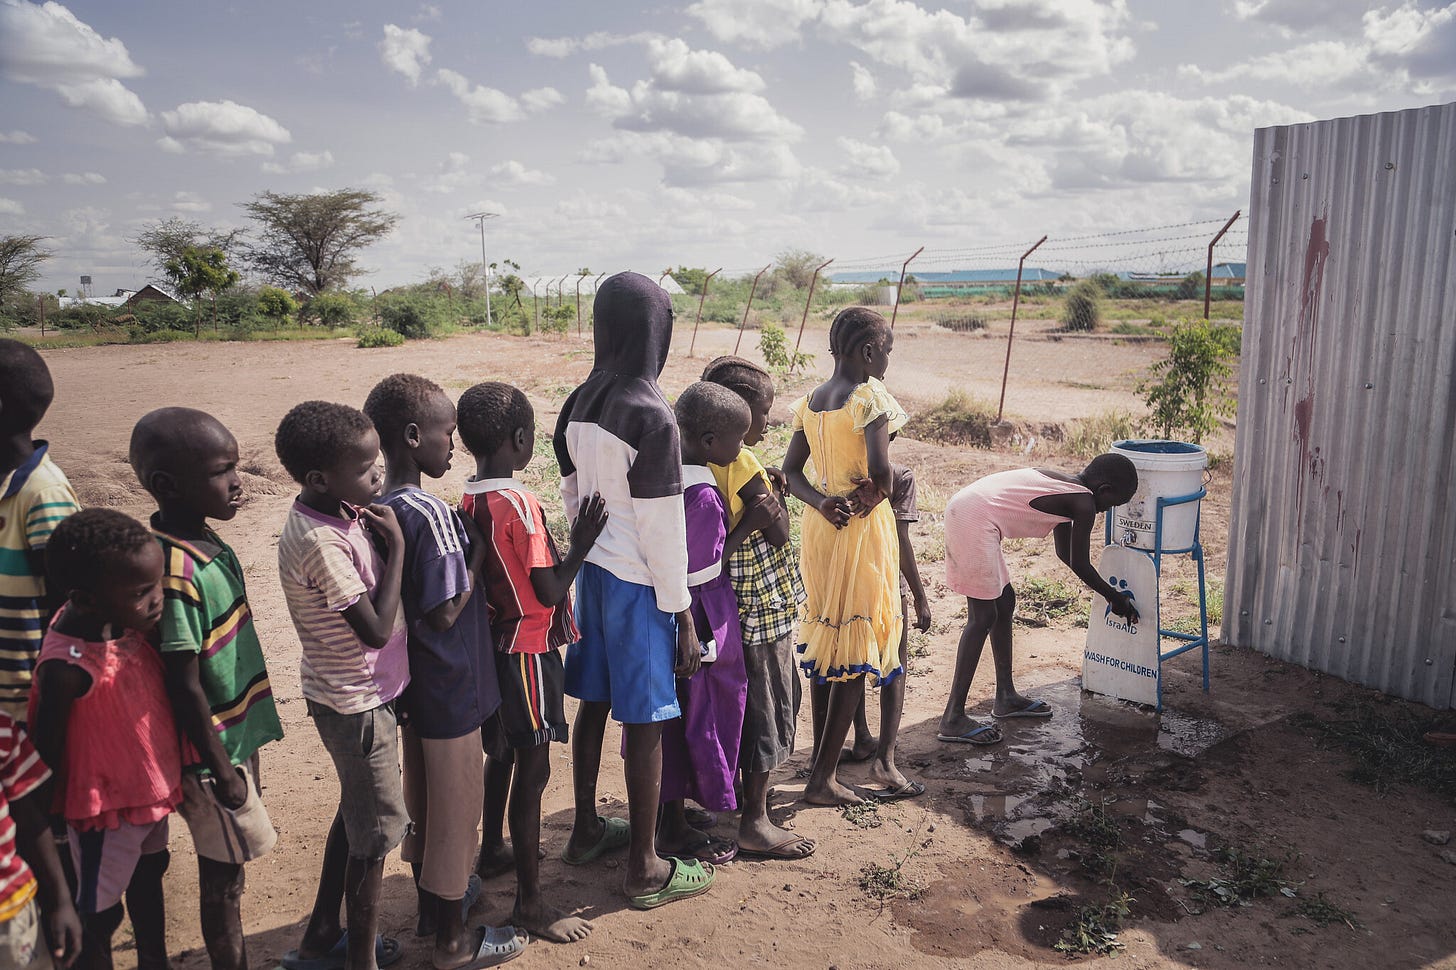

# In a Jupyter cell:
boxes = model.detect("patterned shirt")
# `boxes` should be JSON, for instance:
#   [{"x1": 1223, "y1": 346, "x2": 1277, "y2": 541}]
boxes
[
  {"x1": 278, "y1": 501, "x2": 409, "y2": 715},
  {"x1": 0, "y1": 443, "x2": 80, "y2": 724},
  {"x1": 154, "y1": 521, "x2": 283, "y2": 768},
  {"x1": 0, "y1": 712, "x2": 50, "y2": 923},
  {"x1": 728, "y1": 530, "x2": 805, "y2": 647},
  {"x1": 890, "y1": 465, "x2": 920, "y2": 597}
]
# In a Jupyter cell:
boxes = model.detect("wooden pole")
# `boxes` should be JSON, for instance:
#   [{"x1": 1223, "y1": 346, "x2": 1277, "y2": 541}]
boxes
[
  {"x1": 733, "y1": 265, "x2": 772, "y2": 356},
  {"x1": 689, "y1": 268, "x2": 721, "y2": 357},
  {"x1": 791, "y1": 259, "x2": 834, "y2": 373},
  {"x1": 995, "y1": 236, "x2": 1048, "y2": 423},
  {"x1": 890, "y1": 246, "x2": 924, "y2": 331},
  {"x1": 1205, "y1": 210, "x2": 1241, "y2": 320}
]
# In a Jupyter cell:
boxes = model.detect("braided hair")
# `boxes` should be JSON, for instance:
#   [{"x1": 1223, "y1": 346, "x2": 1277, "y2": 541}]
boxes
[
  {"x1": 701, "y1": 355, "x2": 773, "y2": 408},
  {"x1": 827, "y1": 306, "x2": 890, "y2": 359}
]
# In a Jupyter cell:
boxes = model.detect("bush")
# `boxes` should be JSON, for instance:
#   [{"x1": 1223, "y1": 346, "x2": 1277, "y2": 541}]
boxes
[
  {"x1": 905, "y1": 391, "x2": 998, "y2": 447},
  {"x1": 1065, "y1": 410, "x2": 1141, "y2": 459},
  {"x1": 357, "y1": 327, "x2": 404, "y2": 349},
  {"x1": 257, "y1": 286, "x2": 298, "y2": 326},
  {"x1": 758, "y1": 321, "x2": 813, "y2": 377},
  {"x1": 935, "y1": 311, "x2": 987, "y2": 333},
  {"x1": 301, "y1": 292, "x2": 356, "y2": 328},
  {"x1": 1061, "y1": 280, "x2": 1103, "y2": 332},
  {"x1": 1140, "y1": 318, "x2": 1238, "y2": 442},
  {"x1": 126, "y1": 300, "x2": 193, "y2": 334},
  {"x1": 1177, "y1": 271, "x2": 1205, "y2": 301}
]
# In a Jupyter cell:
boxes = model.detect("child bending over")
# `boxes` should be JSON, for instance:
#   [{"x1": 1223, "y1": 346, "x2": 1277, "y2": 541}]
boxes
[
  {"x1": 30, "y1": 509, "x2": 181, "y2": 970},
  {"x1": 459, "y1": 382, "x2": 604, "y2": 943},
  {"x1": 937, "y1": 455, "x2": 1140, "y2": 744}
]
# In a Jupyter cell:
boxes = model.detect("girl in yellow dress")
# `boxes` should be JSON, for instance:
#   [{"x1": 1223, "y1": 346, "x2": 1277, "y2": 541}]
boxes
[{"x1": 783, "y1": 307, "x2": 907, "y2": 807}]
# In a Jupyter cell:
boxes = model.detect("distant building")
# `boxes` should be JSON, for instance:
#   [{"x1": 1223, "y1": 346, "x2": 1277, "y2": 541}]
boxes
[
  {"x1": 121, "y1": 283, "x2": 182, "y2": 307},
  {"x1": 829, "y1": 268, "x2": 1064, "y2": 288},
  {"x1": 58, "y1": 282, "x2": 182, "y2": 310}
]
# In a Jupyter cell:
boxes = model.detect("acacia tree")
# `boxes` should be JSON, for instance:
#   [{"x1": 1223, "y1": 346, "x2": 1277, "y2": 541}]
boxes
[
  {"x1": 165, "y1": 246, "x2": 240, "y2": 335},
  {"x1": 134, "y1": 218, "x2": 243, "y2": 283},
  {"x1": 0, "y1": 235, "x2": 52, "y2": 308},
  {"x1": 240, "y1": 189, "x2": 397, "y2": 295}
]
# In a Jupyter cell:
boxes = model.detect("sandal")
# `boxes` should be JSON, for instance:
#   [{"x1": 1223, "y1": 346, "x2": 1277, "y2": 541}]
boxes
[
  {"x1": 628, "y1": 857, "x2": 715, "y2": 910},
  {"x1": 737, "y1": 835, "x2": 815, "y2": 861},
  {"x1": 280, "y1": 932, "x2": 402, "y2": 970},
  {"x1": 433, "y1": 925, "x2": 527, "y2": 970},
  {"x1": 560, "y1": 816, "x2": 630, "y2": 866}
]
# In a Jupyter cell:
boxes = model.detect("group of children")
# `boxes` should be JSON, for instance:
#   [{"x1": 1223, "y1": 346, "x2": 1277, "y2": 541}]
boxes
[{"x1": 0, "y1": 270, "x2": 1145, "y2": 970}]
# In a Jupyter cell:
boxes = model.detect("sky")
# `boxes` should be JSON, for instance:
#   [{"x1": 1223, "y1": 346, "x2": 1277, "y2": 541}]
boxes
[{"x1": 1, "y1": 0, "x2": 1453, "y2": 296}]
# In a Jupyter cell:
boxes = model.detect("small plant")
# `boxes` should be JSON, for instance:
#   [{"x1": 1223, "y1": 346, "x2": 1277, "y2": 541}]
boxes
[
  {"x1": 758, "y1": 321, "x2": 814, "y2": 377},
  {"x1": 905, "y1": 391, "x2": 997, "y2": 447},
  {"x1": 858, "y1": 845, "x2": 924, "y2": 901},
  {"x1": 1294, "y1": 893, "x2": 1360, "y2": 929},
  {"x1": 1061, "y1": 279, "x2": 1103, "y2": 332},
  {"x1": 1139, "y1": 318, "x2": 1238, "y2": 442},
  {"x1": 1054, "y1": 893, "x2": 1131, "y2": 956},
  {"x1": 356, "y1": 327, "x2": 404, "y2": 349},
  {"x1": 1292, "y1": 699, "x2": 1456, "y2": 796},
  {"x1": 1014, "y1": 577, "x2": 1087, "y2": 627},
  {"x1": 841, "y1": 800, "x2": 882, "y2": 830},
  {"x1": 934, "y1": 310, "x2": 987, "y2": 333},
  {"x1": 1181, "y1": 846, "x2": 1297, "y2": 907},
  {"x1": 1065, "y1": 409, "x2": 1141, "y2": 460}
]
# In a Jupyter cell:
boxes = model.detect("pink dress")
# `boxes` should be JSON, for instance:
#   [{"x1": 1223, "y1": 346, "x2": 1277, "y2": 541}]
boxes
[
  {"x1": 29, "y1": 616, "x2": 183, "y2": 831},
  {"x1": 944, "y1": 469, "x2": 1091, "y2": 600}
]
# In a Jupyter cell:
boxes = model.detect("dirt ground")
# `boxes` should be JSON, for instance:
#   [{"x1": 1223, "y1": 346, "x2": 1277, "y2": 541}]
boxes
[{"x1": 31, "y1": 320, "x2": 1456, "y2": 969}]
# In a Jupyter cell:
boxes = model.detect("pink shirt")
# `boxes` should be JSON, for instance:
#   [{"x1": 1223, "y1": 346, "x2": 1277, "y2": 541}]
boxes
[{"x1": 29, "y1": 617, "x2": 183, "y2": 831}]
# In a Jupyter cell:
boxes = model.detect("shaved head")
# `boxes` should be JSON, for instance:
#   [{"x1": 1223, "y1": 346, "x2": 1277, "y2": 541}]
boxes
[{"x1": 129, "y1": 407, "x2": 236, "y2": 491}]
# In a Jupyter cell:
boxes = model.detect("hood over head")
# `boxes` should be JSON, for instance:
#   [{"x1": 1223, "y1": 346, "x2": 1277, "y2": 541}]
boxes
[{"x1": 591, "y1": 272, "x2": 674, "y2": 379}]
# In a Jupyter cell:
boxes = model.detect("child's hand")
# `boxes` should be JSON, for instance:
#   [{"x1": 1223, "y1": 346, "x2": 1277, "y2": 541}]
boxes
[
  {"x1": 847, "y1": 475, "x2": 886, "y2": 517},
  {"x1": 674, "y1": 611, "x2": 701, "y2": 679},
  {"x1": 47, "y1": 902, "x2": 81, "y2": 968},
  {"x1": 765, "y1": 466, "x2": 788, "y2": 497},
  {"x1": 214, "y1": 765, "x2": 249, "y2": 811},
  {"x1": 456, "y1": 506, "x2": 485, "y2": 552},
  {"x1": 743, "y1": 492, "x2": 786, "y2": 536},
  {"x1": 572, "y1": 493, "x2": 609, "y2": 550},
  {"x1": 913, "y1": 594, "x2": 932, "y2": 632},
  {"x1": 1108, "y1": 591, "x2": 1140, "y2": 625},
  {"x1": 359, "y1": 503, "x2": 403, "y2": 550},
  {"x1": 816, "y1": 494, "x2": 852, "y2": 529}
]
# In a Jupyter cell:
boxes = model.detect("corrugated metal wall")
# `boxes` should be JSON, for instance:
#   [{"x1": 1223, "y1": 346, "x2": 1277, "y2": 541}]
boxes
[{"x1": 1224, "y1": 102, "x2": 1456, "y2": 708}]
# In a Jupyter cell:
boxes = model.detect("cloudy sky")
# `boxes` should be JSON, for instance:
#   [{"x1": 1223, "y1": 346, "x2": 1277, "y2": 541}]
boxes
[{"x1": 1, "y1": 0, "x2": 1452, "y2": 295}]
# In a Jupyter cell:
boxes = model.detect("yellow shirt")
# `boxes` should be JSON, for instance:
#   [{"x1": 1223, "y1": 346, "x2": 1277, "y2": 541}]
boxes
[{"x1": 708, "y1": 449, "x2": 771, "y2": 532}]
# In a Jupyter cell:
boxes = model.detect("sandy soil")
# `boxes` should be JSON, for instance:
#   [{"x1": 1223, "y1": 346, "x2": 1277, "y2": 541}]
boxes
[{"x1": 31, "y1": 322, "x2": 1456, "y2": 970}]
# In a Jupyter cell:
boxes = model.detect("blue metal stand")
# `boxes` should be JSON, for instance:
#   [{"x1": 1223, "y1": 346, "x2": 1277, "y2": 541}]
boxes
[{"x1": 1106, "y1": 488, "x2": 1211, "y2": 710}]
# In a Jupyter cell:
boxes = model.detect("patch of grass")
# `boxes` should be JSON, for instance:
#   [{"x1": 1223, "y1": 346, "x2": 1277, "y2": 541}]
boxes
[
  {"x1": 1292, "y1": 699, "x2": 1456, "y2": 796},
  {"x1": 1181, "y1": 846, "x2": 1297, "y2": 907},
  {"x1": 1064, "y1": 409, "x2": 1141, "y2": 460},
  {"x1": 1014, "y1": 577, "x2": 1087, "y2": 627},
  {"x1": 908, "y1": 628, "x2": 931, "y2": 659},
  {"x1": 1110, "y1": 322, "x2": 1165, "y2": 337},
  {"x1": 841, "y1": 801, "x2": 883, "y2": 829},
  {"x1": 1293, "y1": 893, "x2": 1360, "y2": 929},
  {"x1": 934, "y1": 310, "x2": 988, "y2": 333},
  {"x1": 1064, "y1": 799, "x2": 1121, "y2": 850},
  {"x1": 356, "y1": 327, "x2": 405, "y2": 348},
  {"x1": 1054, "y1": 893, "x2": 1131, "y2": 956},
  {"x1": 859, "y1": 852, "x2": 924, "y2": 901},
  {"x1": 905, "y1": 390, "x2": 998, "y2": 448}
]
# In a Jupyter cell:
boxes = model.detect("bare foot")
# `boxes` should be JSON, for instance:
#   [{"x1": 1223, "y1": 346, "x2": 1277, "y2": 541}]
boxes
[
  {"x1": 803, "y1": 778, "x2": 863, "y2": 807},
  {"x1": 867, "y1": 759, "x2": 909, "y2": 791},
  {"x1": 839, "y1": 738, "x2": 876, "y2": 763},
  {"x1": 512, "y1": 899, "x2": 593, "y2": 943},
  {"x1": 475, "y1": 842, "x2": 515, "y2": 880},
  {"x1": 991, "y1": 691, "x2": 1039, "y2": 717}
]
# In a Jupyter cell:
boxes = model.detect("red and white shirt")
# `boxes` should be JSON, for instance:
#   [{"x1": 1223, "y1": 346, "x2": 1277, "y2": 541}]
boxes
[{"x1": 0, "y1": 712, "x2": 50, "y2": 923}]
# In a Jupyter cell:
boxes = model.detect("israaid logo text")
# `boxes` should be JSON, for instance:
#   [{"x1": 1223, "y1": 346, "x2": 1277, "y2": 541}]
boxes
[
  {"x1": 1103, "y1": 575, "x2": 1138, "y2": 634},
  {"x1": 1083, "y1": 650, "x2": 1157, "y2": 679}
]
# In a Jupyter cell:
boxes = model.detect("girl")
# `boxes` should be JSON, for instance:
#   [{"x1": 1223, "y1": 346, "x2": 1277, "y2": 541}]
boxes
[
  {"x1": 29, "y1": 509, "x2": 183, "y2": 970},
  {"x1": 936, "y1": 455, "x2": 1140, "y2": 744},
  {"x1": 783, "y1": 307, "x2": 907, "y2": 807}
]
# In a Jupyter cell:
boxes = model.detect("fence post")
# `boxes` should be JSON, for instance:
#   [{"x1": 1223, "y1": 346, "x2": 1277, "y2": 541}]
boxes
[
  {"x1": 689, "y1": 268, "x2": 721, "y2": 357},
  {"x1": 591, "y1": 272, "x2": 605, "y2": 330},
  {"x1": 995, "y1": 235, "x2": 1048, "y2": 423},
  {"x1": 1205, "y1": 210, "x2": 1241, "y2": 320},
  {"x1": 576, "y1": 275, "x2": 585, "y2": 335},
  {"x1": 890, "y1": 246, "x2": 924, "y2": 331},
  {"x1": 792, "y1": 259, "x2": 834, "y2": 373},
  {"x1": 530, "y1": 279, "x2": 539, "y2": 335},
  {"x1": 38, "y1": 296, "x2": 45, "y2": 337},
  {"x1": 733, "y1": 264, "x2": 772, "y2": 356}
]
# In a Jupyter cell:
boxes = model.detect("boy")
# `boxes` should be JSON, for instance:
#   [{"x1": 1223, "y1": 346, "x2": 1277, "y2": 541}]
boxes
[
  {"x1": 554, "y1": 272, "x2": 713, "y2": 909},
  {"x1": 274, "y1": 401, "x2": 414, "y2": 970},
  {"x1": 363, "y1": 375, "x2": 525, "y2": 969},
  {"x1": 0, "y1": 711, "x2": 81, "y2": 969},
  {"x1": 842, "y1": 464, "x2": 930, "y2": 801},
  {"x1": 130, "y1": 407, "x2": 285, "y2": 970},
  {"x1": 0, "y1": 340, "x2": 80, "y2": 725},
  {"x1": 458, "y1": 381, "x2": 605, "y2": 941}
]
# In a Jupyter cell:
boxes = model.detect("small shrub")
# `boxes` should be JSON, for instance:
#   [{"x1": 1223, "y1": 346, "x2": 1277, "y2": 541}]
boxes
[
  {"x1": 905, "y1": 391, "x2": 997, "y2": 447},
  {"x1": 934, "y1": 311, "x2": 987, "y2": 333},
  {"x1": 1177, "y1": 270, "x2": 1205, "y2": 301},
  {"x1": 1065, "y1": 409, "x2": 1141, "y2": 459},
  {"x1": 859, "y1": 859, "x2": 924, "y2": 901},
  {"x1": 257, "y1": 286, "x2": 298, "y2": 327},
  {"x1": 841, "y1": 801, "x2": 882, "y2": 829},
  {"x1": 302, "y1": 292, "x2": 356, "y2": 328},
  {"x1": 1054, "y1": 893, "x2": 1131, "y2": 956},
  {"x1": 1061, "y1": 279, "x2": 1103, "y2": 332},
  {"x1": 1180, "y1": 846, "x2": 1297, "y2": 907},
  {"x1": 758, "y1": 321, "x2": 814, "y2": 377},
  {"x1": 1139, "y1": 318, "x2": 1238, "y2": 442},
  {"x1": 356, "y1": 327, "x2": 404, "y2": 349}
]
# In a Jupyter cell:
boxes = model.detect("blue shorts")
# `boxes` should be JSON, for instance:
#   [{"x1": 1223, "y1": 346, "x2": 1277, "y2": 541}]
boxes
[{"x1": 566, "y1": 562, "x2": 680, "y2": 724}]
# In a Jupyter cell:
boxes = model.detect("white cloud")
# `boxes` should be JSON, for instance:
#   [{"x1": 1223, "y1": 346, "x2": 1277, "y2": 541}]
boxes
[
  {"x1": 835, "y1": 137, "x2": 900, "y2": 179},
  {"x1": 526, "y1": 31, "x2": 659, "y2": 58},
  {"x1": 686, "y1": 0, "x2": 824, "y2": 49},
  {"x1": 520, "y1": 87, "x2": 565, "y2": 112},
  {"x1": 1364, "y1": 2, "x2": 1456, "y2": 79},
  {"x1": 379, "y1": 24, "x2": 432, "y2": 86},
  {"x1": 415, "y1": 3, "x2": 442, "y2": 22},
  {"x1": 850, "y1": 61, "x2": 877, "y2": 100},
  {"x1": 262, "y1": 149, "x2": 336, "y2": 174},
  {"x1": 488, "y1": 160, "x2": 556, "y2": 186},
  {"x1": 158, "y1": 100, "x2": 292, "y2": 156},
  {"x1": 583, "y1": 131, "x2": 802, "y2": 186},
  {"x1": 433, "y1": 68, "x2": 526, "y2": 124},
  {"x1": 0, "y1": 168, "x2": 47, "y2": 186},
  {"x1": 1231, "y1": 0, "x2": 1372, "y2": 31},
  {"x1": 645, "y1": 37, "x2": 765, "y2": 94},
  {"x1": 0, "y1": 198, "x2": 24, "y2": 216},
  {"x1": 0, "y1": 0, "x2": 148, "y2": 125},
  {"x1": 1179, "y1": 40, "x2": 1370, "y2": 88},
  {"x1": 61, "y1": 171, "x2": 105, "y2": 184},
  {"x1": 169, "y1": 191, "x2": 212, "y2": 213},
  {"x1": 0, "y1": 130, "x2": 37, "y2": 144}
]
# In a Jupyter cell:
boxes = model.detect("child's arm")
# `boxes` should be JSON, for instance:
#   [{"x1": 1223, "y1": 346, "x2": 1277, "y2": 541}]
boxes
[
  {"x1": 735, "y1": 476, "x2": 789, "y2": 548},
  {"x1": 530, "y1": 494, "x2": 608, "y2": 607},
  {"x1": 423, "y1": 510, "x2": 490, "y2": 633},
  {"x1": 863, "y1": 415, "x2": 893, "y2": 502},
  {"x1": 30, "y1": 661, "x2": 88, "y2": 780},
  {"x1": 341, "y1": 503, "x2": 406, "y2": 648},
  {"x1": 896, "y1": 520, "x2": 932, "y2": 632},
  {"x1": 1053, "y1": 511, "x2": 1139, "y2": 623},
  {"x1": 784, "y1": 430, "x2": 850, "y2": 529},
  {"x1": 12, "y1": 789, "x2": 81, "y2": 967},
  {"x1": 164, "y1": 653, "x2": 249, "y2": 808}
]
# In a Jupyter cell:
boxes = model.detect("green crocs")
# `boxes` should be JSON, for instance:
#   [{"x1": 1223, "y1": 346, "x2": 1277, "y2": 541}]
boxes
[{"x1": 560, "y1": 815, "x2": 630, "y2": 866}]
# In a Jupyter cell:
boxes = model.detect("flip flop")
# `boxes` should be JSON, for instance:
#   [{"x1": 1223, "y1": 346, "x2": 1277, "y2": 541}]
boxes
[
  {"x1": 1425, "y1": 731, "x2": 1456, "y2": 747},
  {"x1": 280, "y1": 932, "x2": 403, "y2": 970},
  {"x1": 862, "y1": 780, "x2": 926, "y2": 803},
  {"x1": 684, "y1": 806, "x2": 718, "y2": 828},
  {"x1": 992, "y1": 699, "x2": 1053, "y2": 719},
  {"x1": 736, "y1": 835, "x2": 816, "y2": 861},
  {"x1": 686, "y1": 835, "x2": 738, "y2": 866},
  {"x1": 628, "y1": 857, "x2": 715, "y2": 910},
  {"x1": 433, "y1": 925, "x2": 528, "y2": 970},
  {"x1": 560, "y1": 816, "x2": 630, "y2": 866},
  {"x1": 936, "y1": 725, "x2": 1003, "y2": 746}
]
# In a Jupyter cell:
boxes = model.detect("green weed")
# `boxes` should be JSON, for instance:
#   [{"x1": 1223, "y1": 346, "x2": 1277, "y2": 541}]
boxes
[
  {"x1": 1014, "y1": 577, "x2": 1087, "y2": 627},
  {"x1": 1054, "y1": 893, "x2": 1131, "y2": 956},
  {"x1": 1292, "y1": 699, "x2": 1456, "y2": 796},
  {"x1": 841, "y1": 801, "x2": 883, "y2": 830},
  {"x1": 1064, "y1": 410, "x2": 1141, "y2": 460},
  {"x1": 1181, "y1": 846, "x2": 1297, "y2": 907},
  {"x1": 1293, "y1": 893, "x2": 1360, "y2": 929},
  {"x1": 905, "y1": 390, "x2": 998, "y2": 448}
]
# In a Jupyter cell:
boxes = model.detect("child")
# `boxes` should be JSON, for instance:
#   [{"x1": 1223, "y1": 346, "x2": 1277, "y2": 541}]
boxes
[
  {"x1": 937, "y1": 455, "x2": 1140, "y2": 742},
  {"x1": 656, "y1": 382, "x2": 752, "y2": 865},
  {"x1": 842, "y1": 464, "x2": 931, "y2": 801},
  {"x1": 783, "y1": 307, "x2": 907, "y2": 807},
  {"x1": 29, "y1": 509, "x2": 180, "y2": 970},
  {"x1": 0, "y1": 710, "x2": 81, "y2": 970},
  {"x1": 554, "y1": 272, "x2": 714, "y2": 910},
  {"x1": 129, "y1": 407, "x2": 284, "y2": 970},
  {"x1": 457, "y1": 381, "x2": 604, "y2": 943},
  {"x1": 363, "y1": 375, "x2": 526, "y2": 969},
  {"x1": 274, "y1": 401, "x2": 415, "y2": 970},
  {"x1": 0, "y1": 339, "x2": 80, "y2": 726},
  {"x1": 700, "y1": 357, "x2": 813, "y2": 861}
]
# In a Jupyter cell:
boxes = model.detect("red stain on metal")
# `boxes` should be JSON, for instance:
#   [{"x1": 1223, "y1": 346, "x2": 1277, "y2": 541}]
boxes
[{"x1": 1290, "y1": 217, "x2": 1331, "y2": 518}]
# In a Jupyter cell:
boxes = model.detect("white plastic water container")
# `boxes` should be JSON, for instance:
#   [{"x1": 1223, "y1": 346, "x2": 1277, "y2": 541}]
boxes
[{"x1": 1108, "y1": 440, "x2": 1208, "y2": 551}]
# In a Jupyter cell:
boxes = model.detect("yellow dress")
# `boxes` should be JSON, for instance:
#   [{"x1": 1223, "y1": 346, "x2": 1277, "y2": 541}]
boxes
[{"x1": 791, "y1": 378, "x2": 908, "y2": 683}]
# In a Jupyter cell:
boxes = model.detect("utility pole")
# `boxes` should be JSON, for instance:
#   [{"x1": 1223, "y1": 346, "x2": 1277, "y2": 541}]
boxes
[{"x1": 465, "y1": 212, "x2": 499, "y2": 328}]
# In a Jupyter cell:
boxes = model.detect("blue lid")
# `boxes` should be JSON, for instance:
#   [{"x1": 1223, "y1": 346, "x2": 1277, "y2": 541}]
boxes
[{"x1": 1113, "y1": 439, "x2": 1204, "y2": 455}]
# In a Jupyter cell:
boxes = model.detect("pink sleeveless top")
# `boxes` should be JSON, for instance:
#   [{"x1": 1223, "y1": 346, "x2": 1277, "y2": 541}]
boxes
[
  {"x1": 950, "y1": 468, "x2": 1089, "y2": 539},
  {"x1": 30, "y1": 616, "x2": 183, "y2": 831}
]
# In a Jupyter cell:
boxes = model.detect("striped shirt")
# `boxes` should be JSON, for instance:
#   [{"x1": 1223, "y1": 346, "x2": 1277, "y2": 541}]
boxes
[
  {"x1": 0, "y1": 712, "x2": 50, "y2": 923},
  {"x1": 278, "y1": 501, "x2": 408, "y2": 715},
  {"x1": 0, "y1": 444, "x2": 80, "y2": 724},
  {"x1": 154, "y1": 522, "x2": 283, "y2": 769}
]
